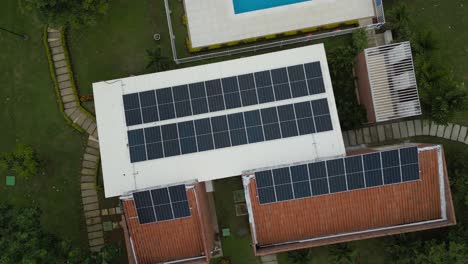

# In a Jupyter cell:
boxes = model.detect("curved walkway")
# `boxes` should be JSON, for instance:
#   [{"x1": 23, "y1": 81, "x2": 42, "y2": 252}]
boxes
[{"x1": 45, "y1": 27, "x2": 104, "y2": 252}]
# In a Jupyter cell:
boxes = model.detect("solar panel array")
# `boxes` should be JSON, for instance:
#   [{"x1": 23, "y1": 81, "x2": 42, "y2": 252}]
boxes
[
  {"x1": 133, "y1": 184, "x2": 191, "y2": 224},
  {"x1": 127, "y1": 98, "x2": 333, "y2": 163},
  {"x1": 255, "y1": 147, "x2": 420, "y2": 204},
  {"x1": 122, "y1": 62, "x2": 325, "y2": 126}
]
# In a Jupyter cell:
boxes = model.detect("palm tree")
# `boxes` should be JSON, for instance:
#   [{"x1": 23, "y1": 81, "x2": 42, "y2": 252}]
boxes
[
  {"x1": 288, "y1": 249, "x2": 311, "y2": 264},
  {"x1": 146, "y1": 47, "x2": 172, "y2": 72},
  {"x1": 387, "y1": 3, "x2": 412, "y2": 41}
]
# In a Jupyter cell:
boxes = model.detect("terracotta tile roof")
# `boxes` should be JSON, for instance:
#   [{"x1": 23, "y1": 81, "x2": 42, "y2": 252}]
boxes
[
  {"x1": 122, "y1": 186, "x2": 208, "y2": 264},
  {"x1": 247, "y1": 145, "x2": 455, "y2": 254}
]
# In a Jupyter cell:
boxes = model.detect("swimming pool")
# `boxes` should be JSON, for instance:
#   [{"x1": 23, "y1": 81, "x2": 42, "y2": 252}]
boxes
[{"x1": 233, "y1": 0, "x2": 311, "y2": 14}]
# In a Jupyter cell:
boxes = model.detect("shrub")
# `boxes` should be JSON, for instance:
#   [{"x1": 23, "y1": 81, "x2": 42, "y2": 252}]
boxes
[
  {"x1": 288, "y1": 249, "x2": 311, "y2": 264},
  {"x1": 0, "y1": 144, "x2": 40, "y2": 179},
  {"x1": 351, "y1": 28, "x2": 368, "y2": 53}
]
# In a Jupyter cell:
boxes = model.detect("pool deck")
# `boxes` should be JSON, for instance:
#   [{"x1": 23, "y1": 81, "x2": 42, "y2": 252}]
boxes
[{"x1": 184, "y1": 0, "x2": 376, "y2": 48}]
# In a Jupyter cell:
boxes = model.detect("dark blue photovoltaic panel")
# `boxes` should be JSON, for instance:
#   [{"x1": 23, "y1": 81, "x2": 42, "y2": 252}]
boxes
[
  {"x1": 128, "y1": 129, "x2": 144, "y2": 146},
  {"x1": 129, "y1": 145, "x2": 146, "y2": 163},
  {"x1": 134, "y1": 185, "x2": 191, "y2": 224},
  {"x1": 123, "y1": 63, "x2": 326, "y2": 126},
  {"x1": 254, "y1": 146, "x2": 421, "y2": 205}
]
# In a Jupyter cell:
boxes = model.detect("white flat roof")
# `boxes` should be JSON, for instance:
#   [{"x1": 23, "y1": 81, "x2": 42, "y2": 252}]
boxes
[
  {"x1": 93, "y1": 44, "x2": 345, "y2": 197},
  {"x1": 184, "y1": 0, "x2": 376, "y2": 48}
]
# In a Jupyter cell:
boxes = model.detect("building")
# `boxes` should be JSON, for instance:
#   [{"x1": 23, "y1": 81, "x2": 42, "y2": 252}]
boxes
[
  {"x1": 355, "y1": 42, "x2": 422, "y2": 123},
  {"x1": 92, "y1": 44, "x2": 455, "y2": 263}
]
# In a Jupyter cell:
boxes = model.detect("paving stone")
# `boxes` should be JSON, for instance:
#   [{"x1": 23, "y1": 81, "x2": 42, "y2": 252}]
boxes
[
  {"x1": 429, "y1": 122, "x2": 439, "y2": 136},
  {"x1": 450, "y1": 124, "x2": 460, "y2": 141},
  {"x1": 465, "y1": 135, "x2": 468, "y2": 145},
  {"x1": 56, "y1": 73, "x2": 70, "y2": 83},
  {"x1": 355, "y1": 129, "x2": 364, "y2": 145},
  {"x1": 81, "y1": 168, "x2": 96, "y2": 176},
  {"x1": 86, "y1": 216, "x2": 102, "y2": 225},
  {"x1": 90, "y1": 245, "x2": 104, "y2": 252},
  {"x1": 362, "y1": 127, "x2": 371, "y2": 144},
  {"x1": 422, "y1": 120, "x2": 431, "y2": 135},
  {"x1": 85, "y1": 147, "x2": 99, "y2": 156},
  {"x1": 89, "y1": 237, "x2": 104, "y2": 247},
  {"x1": 64, "y1": 101, "x2": 78, "y2": 109},
  {"x1": 47, "y1": 31, "x2": 60, "y2": 39},
  {"x1": 88, "y1": 231, "x2": 103, "y2": 240},
  {"x1": 50, "y1": 46, "x2": 64, "y2": 55},
  {"x1": 261, "y1": 255, "x2": 278, "y2": 262},
  {"x1": 109, "y1": 208, "x2": 116, "y2": 215},
  {"x1": 81, "y1": 175, "x2": 95, "y2": 183},
  {"x1": 87, "y1": 224, "x2": 103, "y2": 233},
  {"x1": 391, "y1": 123, "x2": 401, "y2": 139},
  {"x1": 83, "y1": 203, "x2": 99, "y2": 212},
  {"x1": 52, "y1": 53, "x2": 65, "y2": 62},
  {"x1": 342, "y1": 132, "x2": 349, "y2": 147},
  {"x1": 86, "y1": 122, "x2": 97, "y2": 136},
  {"x1": 75, "y1": 114, "x2": 88, "y2": 128},
  {"x1": 84, "y1": 153, "x2": 99, "y2": 163},
  {"x1": 414, "y1": 120, "x2": 422, "y2": 136},
  {"x1": 377, "y1": 125, "x2": 385, "y2": 142},
  {"x1": 101, "y1": 209, "x2": 109, "y2": 216},
  {"x1": 116, "y1": 207, "x2": 122, "y2": 214},
  {"x1": 48, "y1": 40, "x2": 61, "y2": 48},
  {"x1": 406, "y1": 120, "x2": 415, "y2": 137},
  {"x1": 64, "y1": 107, "x2": 77, "y2": 117},
  {"x1": 70, "y1": 108, "x2": 81, "y2": 121},
  {"x1": 92, "y1": 129, "x2": 99, "y2": 140},
  {"x1": 82, "y1": 196, "x2": 98, "y2": 205},
  {"x1": 398, "y1": 122, "x2": 408, "y2": 138},
  {"x1": 58, "y1": 80, "x2": 71, "y2": 89},
  {"x1": 370, "y1": 126, "x2": 379, "y2": 142},
  {"x1": 82, "y1": 189, "x2": 97, "y2": 198},
  {"x1": 60, "y1": 87, "x2": 73, "y2": 97},
  {"x1": 54, "y1": 60, "x2": 67, "y2": 68},
  {"x1": 458, "y1": 126, "x2": 467, "y2": 142},
  {"x1": 81, "y1": 182, "x2": 95, "y2": 190},
  {"x1": 384, "y1": 124, "x2": 393, "y2": 140},
  {"x1": 82, "y1": 118, "x2": 93, "y2": 131},
  {"x1": 62, "y1": 94, "x2": 75, "y2": 103},
  {"x1": 113, "y1": 222, "x2": 121, "y2": 229},
  {"x1": 85, "y1": 210, "x2": 100, "y2": 219},
  {"x1": 55, "y1": 66, "x2": 68, "y2": 75},
  {"x1": 87, "y1": 137, "x2": 100, "y2": 149},
  {"x1": 47, "y1": 27, "x2": 59, "y2": 32},
  {"x1": 348, "y1": 130, "x2": 357, "y2": 146},
  {"x1": 83, "y1": 160, "x2": 97, "y2": 169},
  {"x1": 436, "y1": 125, "x2": 445, "y2": 138},
  {"x1": 443, "y1": 123, "x2": 453, "y2": 139}
]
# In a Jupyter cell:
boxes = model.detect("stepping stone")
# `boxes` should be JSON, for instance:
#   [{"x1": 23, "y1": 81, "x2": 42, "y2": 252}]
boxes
[
  {"x1": 52, "y1": 53, "x2": 65, "y2": 62},
  {"x1": 384, "y1": 124, "x2": 393, "y2": 139},
  {"x1": 436, "y1": 125, "x2": 445, "y2": 138},
  {"x1": 60, "y1": 87, "x2": 73, "y2": 97},
  {"x1": 399, "y1": 122, "x2": 408, "y2": 138},
  {"x1": 88, "y1": 231, "x2": 103, "y2": 240},
  {"x1": 58, "y1": 80, "x2": 71, "y2": 89},
  {"x1": 92, "y1": 130, "x2": 99, "y2": 140},
  {"x1": 89, "y1": 237, "x2": 104, "y2": 247},
  {"x1": 62, "y1": 94, "x2": 75, "y2": 103},
  {"x1": 54, "y1": 60, "x2": 67, "y2": 68},
  {"x1": 49, "y1": 40, "x2": 61, "y2": 48},
  {"x1": 87, "y1": 137, "x2": 100, "y2": 149},
  {"x1": 355, "y1": 129, "x2": 364, "y2": 145},
  {"x1": 348, "y1": 130, "x2": 356, "y2": 146},
  {"x1": 451, "y1": 125, "x2": 460, "y2": 141},
  {"x1": 47, "y1": 32, "x2": 61, "y2": 39},
  {"x1": 116, "y1": 207, "x2": 122, "y2": 214},
  {"x1": 64, "y1": 107, "x2": 77, "y2": 117},
  {"x1": 83, "y1": 203, "x2": 99, "y2": 212},
  {"x1": 82, "y1": 196, "x2": 98, "y2": 205},
  {"x1": 429, "y1": 122, "x2": 438, "y2": 136},
  {"x1": 86, "y1": 123, "x2": 97, "y2": 136},
  {"x1": 56, "y1": 73, "x2": 69, "y2": 82},
  {"x1": 458, "y1": 126, "x2": 467, "y2": 142},
  {"x1": 87, "y1": 224, "x2": 103, "y2": 233},
  {"x1": 377, "y1": 125, "x2": 385, "y2": 142},
  {"x1": 84, "y1": 153, "x2": 99, "y2": 163},
  {"x1": 81, "y1": 176, "x2": 95, "y2": 183},
  {"x1": 85, "y1": 210, "x2": 100, "y2": 219},
  {"x1": 101, "y1": 209, "x2": 109, "y2": 216},
  {"x1": 55, "y1": 66, "x2": 68, "y2": 75},
  {"x1": 81, "y1": 182, "x2": 95, "y2": 190},
  {"x1": 342, "y1": 132, "x2": 349, "y2": 147},
  {"x1": 64, "y1": 101, "x2": 78, "y2": 109},
  {"x1": 370, "y1": 126, "x2": 379, "y2": 142},
  {"x1": 86, "y1": 216, "x2": 102, "y2": 226},
  {"x1": 51, "y1": 46, "x2": 64, "y2": 55},
  {"x1": 362, "y1": 127, "x2": 371, "y2": 144},
  {"x1": 82, "y1": 189, "x2": 97, "y2": 198},
  {"x1": 75, "y1": 115, "x2": 89, "y2": 128},
  {"x1": 443, "y1": 124, "x2": 453, "y2": 139},
  {"x1": 81, "y1": 168, "x2": 95, "y2": 176},
  {"x1": 391, "y1": 123, "x2": 401, "y2": 139},
  {"x1": 422, "y1": 120, "x2": 431, "y2": 135},
  {"x1": 414, "y1": 120, "x2": 422, "y2": 136},
  {"x1": 47, "y1": 27, "x2": 59, "y2": 33},
  {"x1": 109, "y1": 208, "x2": 116, "y2": 215},
  {"x1": 82, "y1": 118, "x2": 93, "y2": 131},
  {"x1": 85, "y1": 147, "x2": 99, "y2": 156},
  {"x1": 90, "y1": 245, "x2": 103, "y2": 252},
  {"x1": 406, "y1": 121, "x2": 415, "y2": 137},
  {"x1": 70, "y1": 108, "x2": 81, "y2": 120},
  {"x1": 83, "y1": 160, "x2": 97, "y2": 169}
]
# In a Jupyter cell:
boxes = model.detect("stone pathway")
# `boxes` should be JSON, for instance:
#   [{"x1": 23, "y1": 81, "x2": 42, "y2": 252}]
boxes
[
  {"x1": 260, "y1": 254, "x2": 278, "y2": 264},
  {"x1": 342, "y1": 119, "x2": 468, "y2": 148}
]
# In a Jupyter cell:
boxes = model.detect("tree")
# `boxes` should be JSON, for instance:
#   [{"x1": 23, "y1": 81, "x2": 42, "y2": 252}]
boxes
[
  {"x1": 20, "y1": 0, "x2": 109, "y2": 28},
  {"x1": 146, "y1": 47, "x2": 173, "y2": 72},
  {"x1": 328, "y1": 243, "x2": 359, "y2": 264},
  {"x1": 0, "y1": 144, "x2": 40, "y2": 179},
  {"x1": 287, "y1": 248, "x2": 311, "y2": 264},
  {"x1": 351, "y1": 28, "x2": 368, "y2": 54},
  {"x1": 386, "y1": 3, "x2": 412, "y2": 41}
]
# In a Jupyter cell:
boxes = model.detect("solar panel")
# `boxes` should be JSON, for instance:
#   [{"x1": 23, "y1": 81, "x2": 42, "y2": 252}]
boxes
[
  {"x1": 255, "y1": 146, "x2": 420, "y2": 205},
  {"x1": 122, "y1": 62, "x2": 326, "y2": 126},
  {"x1": 133, "y1": 184, "x2": 190, "y2": 224},
  {"x1": 127, "y1": 99, "x2": 333, "y2": 163}
]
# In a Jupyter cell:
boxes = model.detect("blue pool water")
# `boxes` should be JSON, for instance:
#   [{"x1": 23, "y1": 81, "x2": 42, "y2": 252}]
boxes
[{"x1": 233, "y1": 0, "x2": 311, "y2": 14}]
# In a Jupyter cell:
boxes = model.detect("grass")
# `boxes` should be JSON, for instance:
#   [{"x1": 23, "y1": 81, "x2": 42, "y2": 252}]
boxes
[
  {"x1": 385, "y1": 0, "x2": 468, "y2": 125},
  {"x1": 212, "y1": 176, "x2": 258, "y2": 264},
  {"x1": 0, "y1": 0, "x2": 86, "y2": 246}
]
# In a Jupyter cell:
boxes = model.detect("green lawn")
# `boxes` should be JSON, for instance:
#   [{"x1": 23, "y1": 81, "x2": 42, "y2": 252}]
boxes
[
  {"x1": 0, "y1": 0, "x2": 86, "y2": 246},
  {"x1": 212, "y1": 177, "x2": 258, "y2": 264}
]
